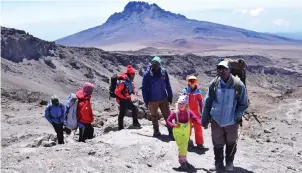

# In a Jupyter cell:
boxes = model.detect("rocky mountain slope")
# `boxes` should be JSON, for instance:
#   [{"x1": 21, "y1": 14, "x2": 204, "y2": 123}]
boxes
[
  {"x1": 2, "y1": 27, "x2": 302, "y2": 172},
  {"x1": 55, "y1": 1, "x2": 301, "y2": 49}
]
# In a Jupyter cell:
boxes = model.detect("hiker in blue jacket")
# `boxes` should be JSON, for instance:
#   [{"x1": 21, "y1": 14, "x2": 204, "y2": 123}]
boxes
[
  {"x1": 202, "y1": 60, "x2": 249, "y2": 172},
  {"x1": 142, "y1": 56, "x2": 173, "y2": 138},
  {"x1": 45, "y1": 95, "x2": 66, "y2": 144}
]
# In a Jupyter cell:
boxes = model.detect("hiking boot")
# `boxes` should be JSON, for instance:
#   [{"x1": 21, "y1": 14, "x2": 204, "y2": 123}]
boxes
[
  {"x1": 180, "y1": 162, "x2": 188, "y2": 170},
  {"x1": 153, "y1": 130, "x2": 161, "y2": 137},
  {"x1": 196, "y1": 144, "x2": 205, "y2": 149},
  {"x1": 132, "y1": 122, "x2": 141, "y2": 128},
  {"x1": 209, "y1": 162, "x2": 224, "y2": 172},
  {"x1": 225, "y1": 162, "x2": 234, "y2": 172},
  {"x1": 188, "y1": 140, "x2": 194, "y2": 148}
]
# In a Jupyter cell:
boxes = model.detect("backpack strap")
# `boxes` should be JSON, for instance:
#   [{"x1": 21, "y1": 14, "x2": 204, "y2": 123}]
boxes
[
  {"x1": 233, "y1": 76, "x2": 241, "y2": 99},
  {"x1": 210, "y1": 76, "x2": 220, "y2": 100}
]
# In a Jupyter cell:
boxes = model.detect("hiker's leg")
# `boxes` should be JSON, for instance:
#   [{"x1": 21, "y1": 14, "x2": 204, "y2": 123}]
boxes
[
  {"x1": 149, "y1": 101, "x2": 160, "y2": 135},
  {"x1": 118, "y1": 99, "x2": 127, "y2": 130},
  {"x1": 193, "y1": 116, "x2": 204, "y2": 145},
  {"x1": 124, "y1": 99, "x2": 139, "y2": 125},
  {"x1": 86, "y1": 124, "x2": 94, "y2": 139},
  {"x1": 52, "y1": 123, "x2": 64, "y2": 144},
  {"x1": 158, "y1": 98, "x2": 172, "y2": 134},
  {"x1": 211, "y1": 120, "x2": 225, "y2": 166},
  {"x1": 225, "y1": 123, "x2": 239, "y2": 164},
  {"x1": 78, "y1": 123, "x2": 85, "y2": 142}
]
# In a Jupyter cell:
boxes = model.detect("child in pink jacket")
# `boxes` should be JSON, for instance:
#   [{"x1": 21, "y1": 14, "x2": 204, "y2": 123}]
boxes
[{"x1": 167, "y1": 95, "x2": 201, "y2": 170}]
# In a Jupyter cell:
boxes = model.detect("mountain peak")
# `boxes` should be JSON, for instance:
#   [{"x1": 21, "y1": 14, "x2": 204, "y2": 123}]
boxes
[{"x1": 105, "y1": 1, "x2": 186, "y2": 24}]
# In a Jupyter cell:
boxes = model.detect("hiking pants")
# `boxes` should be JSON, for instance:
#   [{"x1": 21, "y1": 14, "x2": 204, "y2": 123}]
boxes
[
  {"x1": 173, "y1": 122, "x2": 190, "y2": 163},
  {"x1": 52, "y1": 123, "x2": 64, "y2": 144},
  {"x1": 149, "y1": 98, "x2": 171, "y2": 132},
  {"x1": 118, "y1": 99, "x2": 139, "y2": 129},
  {"x1": 78, "y1": 123, "x2": 94, "y2": 142},
  {"x1": 189, "y1": 110, "x2": 204, "y2": 145},
  {"x1": 211, "y1": 120, "x2": 238, "y2": 164}
]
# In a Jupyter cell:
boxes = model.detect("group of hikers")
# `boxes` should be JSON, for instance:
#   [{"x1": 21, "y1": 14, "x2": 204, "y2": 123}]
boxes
[{"x1": 44, "y1": 56, "x2": 249, "y2": 172}]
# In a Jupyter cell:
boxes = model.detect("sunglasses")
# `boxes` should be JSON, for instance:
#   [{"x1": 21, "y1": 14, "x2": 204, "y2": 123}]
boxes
[
  {"x1": 217, "y1": 66, "x2": 228, "y2": 72},
  {"x1": 188, "y1": 79, "x2": 197, "y2": 83}
]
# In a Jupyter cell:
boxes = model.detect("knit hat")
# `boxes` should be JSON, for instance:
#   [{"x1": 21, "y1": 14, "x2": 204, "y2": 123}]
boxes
[
  {"x1": 126, "y1": 65, "x2": 136, "y2": 74},
  {"x1": 152, "y1": 56, "x2": 161, "y2": 65},
  {"x1": 83, "y1": 82, "x2": 94, "y2": 96},
  {"x1": 177, "y1": 95, "x2": 189, "y2": 105}
]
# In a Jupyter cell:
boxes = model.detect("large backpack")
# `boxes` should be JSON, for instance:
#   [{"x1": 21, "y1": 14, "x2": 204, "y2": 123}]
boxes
[
  {"x1": 220, "y1": 58, "x2": 247, "y2": 86},
  {"x1": 65, "y1": 93, "x2": 78, "y2": 130}
]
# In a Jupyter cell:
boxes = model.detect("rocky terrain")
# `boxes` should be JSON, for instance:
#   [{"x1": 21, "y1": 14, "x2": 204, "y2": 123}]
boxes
[
  {"x1": 55, "y1": 1, "x2": 302, "y2": 50},
  {"x1": 1, "y1": 26, "x2": 302, "y2": 173}
]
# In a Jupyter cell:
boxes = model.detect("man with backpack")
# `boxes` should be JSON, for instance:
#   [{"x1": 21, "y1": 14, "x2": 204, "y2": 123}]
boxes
[
  {"x1": 142, "y1": 56, "x2": 173, "y2": 138},
  {"x1": 114, "y1": 65, "x2": 141, "y2": 130},
  {"x1": 202, "y1": 60, "x2": 249, "y2": 172},
  {"x1": 76, "y1": 82, "x2": 95, "y2": 142},
  {"x1": 45, "y1": 95, "x2": 66, "y2": 144}
]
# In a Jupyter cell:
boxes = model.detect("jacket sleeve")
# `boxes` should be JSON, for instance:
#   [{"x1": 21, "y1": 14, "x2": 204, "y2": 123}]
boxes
[
  {"x1": 45, "y1": 105, "x2": 52, "y2": 123},
  {"x1": 60, "y1": 104, "x2": 65, "y2": 123},
  {"x1": 165, "y1": 71, "x2": 173, "y2": 100},
  {"x1": 234, "y1": 82, "x2": 249, "y2": 120},
  {"x1": 167, "y1": 112, "x2": 177, "y2": 127},
  {"x1": 189, "y1": 110, "x2": 200, "y2": 124},
  {"x1": 202, "y1": 80, "x2": 215, "y2": 126},
  {"x1": 142, "y1": 72, "x2": 149, "y2": 104},
  {"x1": 198, "y1": 92, "x2": 204, "y2": 114},
  {"x1": 179, "y1": 88, "x2": 187, "y2": 95},
  {"x1": 115, "y1": 83, "x2": 130, "y2": 100}
]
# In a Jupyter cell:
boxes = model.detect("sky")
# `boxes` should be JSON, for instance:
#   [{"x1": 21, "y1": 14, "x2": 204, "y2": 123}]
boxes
[{"x1": 1, "y1": 0, "x2": 302, "y2": 41}]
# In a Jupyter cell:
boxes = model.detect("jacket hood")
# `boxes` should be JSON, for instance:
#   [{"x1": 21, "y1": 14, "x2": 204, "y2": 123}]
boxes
[{"x1": 76, "y1": 89, "x2": 90, "y2": 100}]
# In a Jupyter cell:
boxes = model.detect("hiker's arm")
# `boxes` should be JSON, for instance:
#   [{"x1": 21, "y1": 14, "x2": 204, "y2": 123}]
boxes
[
  {"x1": 44, "y1": 105, "x2": 52, "y2": 123},
  {"x1": 165, "y1": 71, "x2": 173, "y2": 102},
  {"x1": 167, "y1": 112, "x2": 177, "y2": 128},
  {"x1": 234, "y1": 83, "x2": 249, "y2": 120},
  {"x1": 115, "y1": 83, "x2": 130, "y2": 100},
  {"x1": 202, "y1": 82, "x2": 214, "y2": 126},
  {"x1": 189, "y1": 110, "x2": 200, "y2": 124},
  {"x1": 60, "y1": 105, "x2": 65, "y2": 123},
  {"x1": 142, "y1": 72, "x2": 149, "y2": 104},
  {"x1": 198, "y1": 92, "x2": 204, "y2": 114}
]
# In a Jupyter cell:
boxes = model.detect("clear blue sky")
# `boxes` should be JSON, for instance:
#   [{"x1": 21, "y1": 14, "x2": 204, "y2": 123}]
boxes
[{"x1": 2, "y1": 0, "x2": 302, "y2": 41}]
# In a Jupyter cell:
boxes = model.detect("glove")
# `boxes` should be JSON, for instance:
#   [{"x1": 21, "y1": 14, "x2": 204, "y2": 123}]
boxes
[
  {"x1": 145, "y1": 103, "x2": 149, "y2": 108},
  {"x1": 168, "y1": 97, "x2": 173, "y2": 104},
  {"x1": 125, "y1": 96, "x2": 131, "y2": 101},
  {"x1": 237, "y1": 118, "x2": 243, "y2": 127}
]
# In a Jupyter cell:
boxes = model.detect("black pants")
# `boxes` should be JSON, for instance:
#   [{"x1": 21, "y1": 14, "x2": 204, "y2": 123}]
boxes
[
  {"x1": 118, "y1": 99, "x2": 139, "y2": 129},
  {"x1": 79, "y1": 123, "x2": 94, "y2": 142},
  {"x1": 52, "y1": 123, "x2": 64, "y2": 144}
]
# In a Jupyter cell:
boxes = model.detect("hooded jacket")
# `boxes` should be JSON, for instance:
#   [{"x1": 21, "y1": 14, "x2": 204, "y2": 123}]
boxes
[
  {"x1": 142, "y1": 65, "x2": 173, "y2": 104},
  {"x1": 45, "y1": 103, "x2": 65, "y2": 124},
  {"x1": 76, "y1": 89, "x2": 94, "y2": 124},
  {"x1": 114, "y1": 73, "x2": 135, "y2": 104},
  {"x1": 180, "y1": 86, "x2": 204, "y2": 117},
  {"x1": 202, "y1": 75, "x2": 249, "y2": 127}
]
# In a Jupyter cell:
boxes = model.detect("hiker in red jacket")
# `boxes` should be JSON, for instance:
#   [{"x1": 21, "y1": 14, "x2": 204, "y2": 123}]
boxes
[
  {"x1": 76, "y1": 82, "x2": 94, "y2": 142},
  {"x1": 115, "y1": 65, "x2": 141, "y2": 130}
]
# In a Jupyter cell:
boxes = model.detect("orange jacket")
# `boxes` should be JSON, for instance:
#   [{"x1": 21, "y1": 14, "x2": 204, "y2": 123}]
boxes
[{"x1": 180, "y1": 86, "x2": 203, "y2": 117}]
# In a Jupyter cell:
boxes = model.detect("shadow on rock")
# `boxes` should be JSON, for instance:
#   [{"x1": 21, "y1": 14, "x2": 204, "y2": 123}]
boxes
[
  {"x1": 188, "y1": 146, "x2": 209, "y2": 155},
  {"x1": 172, "y1": 162, "x2": 204, "y2": 173},
  {"x1": 127, "y1": 125, "x2": 142, "y2": 130},
  {"x1": 232, "y1": 167, "x2": 254, "y2": 173},
  {"x1": 104, "y1": 126, "x2": 119, "y2": 133},
  {"x1": 156, "y1": 134, "x2": 174, "y2": 143}
]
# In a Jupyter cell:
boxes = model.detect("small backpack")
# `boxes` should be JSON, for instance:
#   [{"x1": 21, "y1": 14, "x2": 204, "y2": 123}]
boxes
[
  {"x1": 65, "y1": 93, "x2": 78, "y2": 130},
  {"x1": 109, "y1": 74, "x2": 128, "y2": 99}
]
